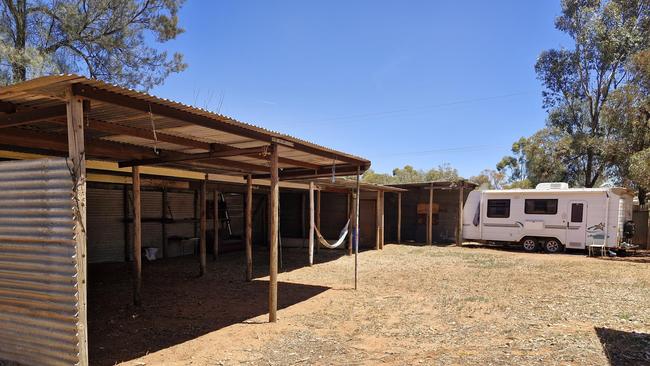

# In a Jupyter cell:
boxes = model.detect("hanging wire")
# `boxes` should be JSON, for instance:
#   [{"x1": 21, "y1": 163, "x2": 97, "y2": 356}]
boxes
[{"x1": 148, "y1": 103, "x2": 159, "y2": 155}]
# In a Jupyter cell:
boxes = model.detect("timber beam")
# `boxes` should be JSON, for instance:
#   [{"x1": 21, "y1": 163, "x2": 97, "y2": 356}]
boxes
[
  {"x1": 0, "y1": 127, "x2": 270, "y2": 173},
  {"x1": 0, "y1": 101, "x2": 16, "y2": 113},
  {"x1": 71, "y1": 83, "x2": 366, "y2": 165},
  {"x1": 118, "y1": 146, "x2": 268, "y2": 168},
  {"x1": 0, "y1": 104, "x2": 66, "y2": 128},
  {"x1": 50, "y1": 116, "x2": 320, "y2": 169},
  {"x1": 253, "y1": 164, "x2": 369, "y2": 180},
  {"x1": 86, "y1": 118, "x2": 211, "y2": 150}
]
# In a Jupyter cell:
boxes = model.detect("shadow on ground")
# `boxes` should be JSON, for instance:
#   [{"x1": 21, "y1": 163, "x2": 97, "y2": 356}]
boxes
[
  {"x1": 461, "y1": 242, "x2": 594, "y2": 256},
  {"x1": 253, "y1": 245, "x2": 369, "y2": 275},
  {"x1": 605, "y1": 250, "x2": 650, "y2": 264},
  {"x1": 595, "y1": 327, "x2": 650, "y2": 365},
  {"x1": 88, "y1": 248, "x2": 332, "y2": 366}
]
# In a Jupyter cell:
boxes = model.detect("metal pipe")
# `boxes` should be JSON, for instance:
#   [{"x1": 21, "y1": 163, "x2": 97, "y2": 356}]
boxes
[{"x1": 355, "y1": 166, "x2": 360, "y2": 290}]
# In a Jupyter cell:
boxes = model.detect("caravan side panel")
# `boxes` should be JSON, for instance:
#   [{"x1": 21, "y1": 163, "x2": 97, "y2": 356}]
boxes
[{"x1": 462, "y1": 190, "x2": 481, "y2": 240}]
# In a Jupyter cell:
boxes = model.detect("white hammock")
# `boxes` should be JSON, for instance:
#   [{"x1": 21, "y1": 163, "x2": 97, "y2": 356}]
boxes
[{"x1": 314, "y1": 219, "x2": 350, "y2": 249}]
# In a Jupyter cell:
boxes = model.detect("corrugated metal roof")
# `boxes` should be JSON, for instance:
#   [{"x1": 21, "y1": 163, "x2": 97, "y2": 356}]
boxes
[
  {"x1": 388, "y1": 180, "x2": 477, "y2": 189},
  {"x1": 300, "y1": 178, "x2": 407, "y2": 192},
  {"x1": 0, "y1": 74, "x2": 370, "y2": 177}
]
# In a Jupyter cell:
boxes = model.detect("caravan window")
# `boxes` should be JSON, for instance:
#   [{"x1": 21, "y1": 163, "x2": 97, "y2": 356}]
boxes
[
  {"x1": 571, "y1": 203, "x2": 584, "y2": 222},
  {"x1": 524, "y1": 199, "x2": 558, "y2": 215},
  {"x1": 487, "y1": 199, "x2": 510, "y2": 218}
]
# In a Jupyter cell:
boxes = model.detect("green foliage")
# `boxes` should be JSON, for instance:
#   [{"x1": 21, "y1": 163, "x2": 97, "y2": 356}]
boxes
[
  {"x1": 630, "y1": 148, "x2": 650, "y2": 191},
  {"x1": 534, "y1": 0, "x2": 650, "y2": 187},
  {"x1": 499, "y1": 0, "x2": 649, "y2": 202},
  {"x1": 469, "y1": 169, "x2": 531, "y2": 190},
  {"x1": 497, "y1": 127, "x2": 572, "y2": 187},
  {"x1": 0, "y1": 0, "x2": 187, "y2": 90},
  {"x1": 602, "y1": 48, "x2": 650, "y2": 202},
  {"x1": 362, "y1": 164, "x2": 460, "y2": 185},
  {"x1": 469, "y1": 169, "x2": 506, "y2": 190}
]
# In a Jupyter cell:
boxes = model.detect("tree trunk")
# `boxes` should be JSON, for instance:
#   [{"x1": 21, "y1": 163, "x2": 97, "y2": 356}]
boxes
[
  {"x1": 585, "y1": 150, "x2": 594, "y2": 188},
  {"x1": 10, "y1": 0, "x2": 27, "y2": 82},
  {"x1": 639, "y1": 187, "x2": 647, "y2": 206}
]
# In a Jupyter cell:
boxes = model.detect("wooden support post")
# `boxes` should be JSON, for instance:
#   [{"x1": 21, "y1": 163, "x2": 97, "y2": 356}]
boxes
[
  {"x1": 316, "y1": 189, "x2": 321, "y2": 254},
  {"x1": 267, "y1": 192, "x2": 271, "y2": 247},
  {"x1": 245, "y1": 175, "x2": 253, "y2": 281},
  {"x1": 213, "y1": 189, "x2": 219, "y2": 260},
  {"x1": 397, "y1": 192, "x2": 402, "y2": 244},
  {"x1": 199, "y1": 176, "x2": 207, "y2": 276},
  {"x1": 347, "y1": 192, "x2": 353, "y2": 255},
  {"x1": 132, "y1": 166, "x2": 142, "y2": 305},
  {"x1": 194, "y1": 189, "x2": 198, "y2": 239},
  {"x1": 269, "y1": 144, "x2": 279, "y2": 323},
  {"x1": 376, "y1": 190, "x2": 381, "y2": 250},
  {"x1": 123, "y1": 185, "x2": 129, "y2": 261},
  {"x1": 427, "y1": 183, "x2": 433, "y2": 245},
  {"x1": 300, "y1": 192, "x2": 306, "y2": 245},
  {"x1": 354, "y1": 167, "x2": 360, "y2": 290},
  {"x1": 647, "y1": 208, "x2": 650, "y2": 249},
  {"x1": 381, "y1": 191, "x2": 386, "y2": 250},
  {"x1": 67, "y1": 89, "x2": 88, "y2": 366},
  {"x1": 457, "y1": 182, "x2": 464, "y2": 246},
  {"x1": 309, "y1": 182, "x2": 315, "y2": 266},
  {"x1": 162, "y1": 188, "x2": 168, "y2": 259}
]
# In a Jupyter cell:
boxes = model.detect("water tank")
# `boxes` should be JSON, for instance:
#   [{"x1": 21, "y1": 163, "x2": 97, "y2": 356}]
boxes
[{"x1": 535, "y1": 182, "x2": 569, "y2": 190}]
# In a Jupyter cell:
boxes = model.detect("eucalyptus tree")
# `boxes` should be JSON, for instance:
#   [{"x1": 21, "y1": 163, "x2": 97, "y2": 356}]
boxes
[
  {"x1": 535, "y1": 0, "x2": 649, "y2": 187},
  {"x1": 0, "y1": 0, "x2": 186, "y2": 90}
]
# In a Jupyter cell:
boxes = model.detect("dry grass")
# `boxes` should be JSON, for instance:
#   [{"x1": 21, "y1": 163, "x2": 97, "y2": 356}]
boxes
[{"x1": 111, "y1": 244, "x2": 650, "y2": 366}]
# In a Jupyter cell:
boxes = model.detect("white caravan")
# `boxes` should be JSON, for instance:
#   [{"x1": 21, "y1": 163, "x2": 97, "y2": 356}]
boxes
[{"x1": 462, "y1": 183, "x2": 635, "y2": 253}]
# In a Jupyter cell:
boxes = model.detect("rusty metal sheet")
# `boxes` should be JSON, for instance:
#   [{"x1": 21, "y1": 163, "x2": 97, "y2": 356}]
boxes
[{"x1": 0, "y1": 158, "x2": 83, "y2": 366}]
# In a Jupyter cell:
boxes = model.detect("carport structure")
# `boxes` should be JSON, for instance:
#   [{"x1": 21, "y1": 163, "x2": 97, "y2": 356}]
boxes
[{"x1": 0, "y1": 75, "x2": 370, "y2": 366}]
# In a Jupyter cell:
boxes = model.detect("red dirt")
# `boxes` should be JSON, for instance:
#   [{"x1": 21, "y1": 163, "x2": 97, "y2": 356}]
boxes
[{"x1": 88, "y1": 244, "x2": 650, "y2": 366}]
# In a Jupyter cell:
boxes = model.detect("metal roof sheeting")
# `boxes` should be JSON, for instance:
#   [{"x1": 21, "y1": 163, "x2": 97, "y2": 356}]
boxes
[
  {"x1": 0, "y1": 75, "x2": 370, "y2": 176},
  {"x1": 0, "y1": 158, "x2": 82, "y2": 366}
]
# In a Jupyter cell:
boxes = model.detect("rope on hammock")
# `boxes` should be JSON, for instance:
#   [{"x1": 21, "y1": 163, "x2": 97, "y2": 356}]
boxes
[{"x1": 314, "y1": 219, "x2": 350, "y2": 249}]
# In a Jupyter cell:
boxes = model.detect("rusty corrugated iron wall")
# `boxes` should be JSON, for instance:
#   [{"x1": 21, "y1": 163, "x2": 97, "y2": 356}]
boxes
[{"x1": 0, "y1": 158, "x2": 83, "y2": 366}]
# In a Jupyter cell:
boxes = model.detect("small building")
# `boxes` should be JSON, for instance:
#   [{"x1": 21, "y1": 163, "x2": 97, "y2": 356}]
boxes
[
  {"x1": 0, "y1": 75, "x2": 370, "y2": 366},
  {"x1": 386, "y1": 181, "x2": 477, "y2": 245}
]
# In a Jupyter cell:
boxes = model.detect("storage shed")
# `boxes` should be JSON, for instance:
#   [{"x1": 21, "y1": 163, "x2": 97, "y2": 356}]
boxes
[
  {"x1": 387, "y1": 181, "x2": 477, "y2": 245},
  {"x1": 0, "y1": 75, "x2": 370, "y2": 366}
]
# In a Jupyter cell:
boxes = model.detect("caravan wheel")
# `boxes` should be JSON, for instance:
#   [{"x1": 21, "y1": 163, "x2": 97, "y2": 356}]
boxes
[
  {"x1": 543, "y1": 239, "x2": 563, "y2": 253},
  {"x1": 521, "y1": 238, "x2": 538, "y2": 252}
]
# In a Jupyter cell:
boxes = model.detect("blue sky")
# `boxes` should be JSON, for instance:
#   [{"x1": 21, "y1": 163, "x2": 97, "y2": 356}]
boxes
[{"x1": 152, "y1": 1, "x2": 570, "y2": 178}]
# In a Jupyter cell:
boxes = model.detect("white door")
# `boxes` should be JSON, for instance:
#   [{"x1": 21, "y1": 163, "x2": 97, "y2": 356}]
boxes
[{"x1": 566, "y1": 201, "x2": 587, "y2": 248}]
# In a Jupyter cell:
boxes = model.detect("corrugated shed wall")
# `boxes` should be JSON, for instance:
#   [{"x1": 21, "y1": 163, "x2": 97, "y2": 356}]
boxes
[
  {"x1": 126, "y1": 189, "x2": 166, "y2": 260},
  {"x1": 142, "y1": 190, "x2": 163, "y2": 257},
  {"x1": 252, "y1": 193, "x2": 267, "y2": 245},
  {"x1": 359, "y1": 198, "x2": 376, "y2": 248},
  {"x1": 165, "y1": 190, "x2": 196, "y2": 257},
  {"x1": 0, "y1": 158, "x2": 82, "y2": 366},
  {"x1": 397, "y1": 188, "x2": 472, "y2": 243},
  {"x1": 280, "y1": 192, "x2": 303, "y2": 238},
  {"x1": 224, "y1": 193, "x2": 243, "y2": 237},
  {"x1": 87, "y1": 188, "x2": 124, "y2": 263},
  {"x1": 385, "y1": 193, "x2": 398, "y2": 242},
  {"x1": 320, "y1": 192, "x2": 348, "y2": 239}
]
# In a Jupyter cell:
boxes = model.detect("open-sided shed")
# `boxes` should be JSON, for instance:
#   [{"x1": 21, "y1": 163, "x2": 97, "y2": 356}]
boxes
[
  {"x1": 387, "y1": 181, "x2": 477, "y2": 245},
  {"x1": 0, "y1": 75, "x2": 369, "y2": 366}
]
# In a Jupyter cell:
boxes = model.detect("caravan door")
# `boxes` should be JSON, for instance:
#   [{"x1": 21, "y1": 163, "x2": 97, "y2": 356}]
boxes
[{"x1": 566, "y1": 201, "x2": 587, "y2": 248}]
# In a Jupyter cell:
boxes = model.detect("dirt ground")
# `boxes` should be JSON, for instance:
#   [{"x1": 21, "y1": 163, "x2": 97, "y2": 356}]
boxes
[{"x1": 88, "y1": 244, "x2": 650, "y2": 366}]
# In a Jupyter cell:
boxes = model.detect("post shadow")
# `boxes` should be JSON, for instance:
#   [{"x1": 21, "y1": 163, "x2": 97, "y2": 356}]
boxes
[{"x1": 88, "y1": 252, "x2": 330, "y2": 366}]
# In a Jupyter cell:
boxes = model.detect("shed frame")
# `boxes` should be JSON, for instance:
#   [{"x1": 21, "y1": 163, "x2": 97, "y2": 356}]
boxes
[{"x1": 0, "y1": 75, "x2": 370, "y2": 366}]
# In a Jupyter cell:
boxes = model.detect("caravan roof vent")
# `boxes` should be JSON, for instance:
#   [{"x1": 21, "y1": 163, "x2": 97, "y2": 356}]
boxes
[{"x1": 535, "y1": 182, "x2": 569, "y2": 190}]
